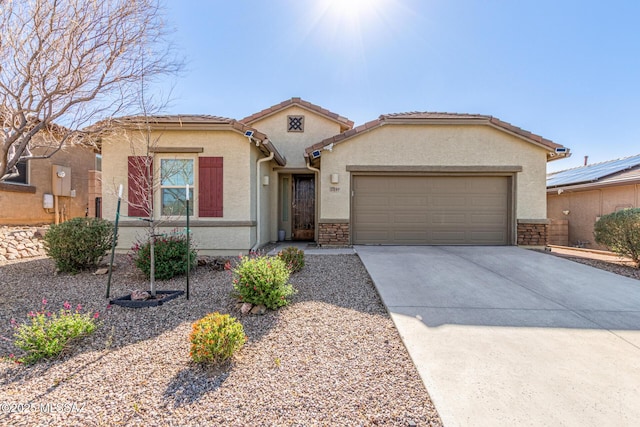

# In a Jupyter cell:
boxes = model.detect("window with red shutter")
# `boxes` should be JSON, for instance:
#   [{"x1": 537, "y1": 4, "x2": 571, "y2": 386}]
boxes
[{"x1": 198, "y1": 157, "x2": 223, "y2": 217}]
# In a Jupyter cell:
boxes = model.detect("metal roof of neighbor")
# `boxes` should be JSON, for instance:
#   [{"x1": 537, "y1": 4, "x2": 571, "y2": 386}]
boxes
[{"x1": 547, "y1": 154, "x2": 640, "y2": 187}]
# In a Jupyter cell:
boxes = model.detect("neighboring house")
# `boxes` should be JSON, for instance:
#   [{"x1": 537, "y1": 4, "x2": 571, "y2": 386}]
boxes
[
  {"x1": 547, "y1": 154, "x2": 640, "y2": 248},
  {"x1": 0, "y1": 142, "x2": 101, "y2": 225},
  {"x1": 101, "y1": 98, "x2": 569, "y2": 254}
]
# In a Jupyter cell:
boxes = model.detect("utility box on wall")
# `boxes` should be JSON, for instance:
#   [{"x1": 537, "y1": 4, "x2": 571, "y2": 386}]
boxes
[{"x1": 52, "y1": 165, "x2": 71, "y2": 196}]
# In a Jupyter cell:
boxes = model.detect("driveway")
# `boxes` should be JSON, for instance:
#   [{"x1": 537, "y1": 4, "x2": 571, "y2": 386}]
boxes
[{"x1": 355, "y1": 246, "x2": 640, "y2": 427}]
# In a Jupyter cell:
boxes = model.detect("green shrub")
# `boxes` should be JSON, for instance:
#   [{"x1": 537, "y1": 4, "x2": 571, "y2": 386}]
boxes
[
  {"x1": 43, "y1": 217, "x2": 114, "y2": 273},
  {"x1": 277, "y1": 246, "x2": 305, "y2": 273},
  {"x1": 189, "y1": 312, "x2": 246, "y2": 364},
  {"x1": 132, "y1": 231, "x2": 197, "y2": 280},
  {"x1": 594, "y1": 208, "x2": 640, "y2": 267},
  {"x1": 11, "y1": 299, "x2": 99, "y2": 365},
  {"x1": 232, "y1": 255, "x2": 295, "y2": 309}
]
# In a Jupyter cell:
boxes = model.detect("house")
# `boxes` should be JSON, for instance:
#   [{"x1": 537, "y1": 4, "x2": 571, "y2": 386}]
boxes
[
  {"x1": 100, "y1": 98, "x2": 569, "y2": 254},
  {"x1": 547, "y1": 154, "x2": 640, "y2": 248},
  {"x1": 0, "y1": 140, "x2": 101, "y2": 225}
]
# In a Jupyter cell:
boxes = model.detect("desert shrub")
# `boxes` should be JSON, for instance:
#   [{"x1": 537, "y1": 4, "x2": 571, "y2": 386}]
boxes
[
  {"x1": 43, "y1": 217, "x2": 114, "y2": 273},
  {"x1": 232, "y1": 254, "x2": 295, "y2": 309},
  {"x1": 277, "y1": 246, "x2": 305, "y2": 273},
  {"x1": 11, "y1": 299, "x2": 99, "y2": 365},
  {"x1": 189, "y1": 312, "x2": 246, "y2": 364},
  {"x1": 594, "y1": 208, "x2": 640, "y2": 267},
  {"x1": 132, "y1": 231, "x2": 197, "y2": 280}
]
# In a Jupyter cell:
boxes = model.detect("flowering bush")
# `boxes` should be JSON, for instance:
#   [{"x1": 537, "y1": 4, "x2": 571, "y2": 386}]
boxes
[
  {"x1": 189, "y1": 312, "x2": 246, "y2": 364},
  {"x1": 43, "y1": 217, "x2": 114, "y2": 273},
  {"x1": 131, "y1": 230, "x2": 197, "y2": 280},
  {"x1": 11, "y1": 299, "x2": 99, "y2": 365},
  {"x1": 277, "y1": 246, "x2": 305, "y2": 273},
  {"x1": 232, "y1": 254, "x2": 295, "y2": 309}
]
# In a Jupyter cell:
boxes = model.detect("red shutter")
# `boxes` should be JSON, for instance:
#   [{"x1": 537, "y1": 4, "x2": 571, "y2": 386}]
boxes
[
  {"x1": 127, "y1": 156, "x2": 153, "y2": 218},
  {"x1": 199, "y1": 157, "x2": 223, "y2": 217}
]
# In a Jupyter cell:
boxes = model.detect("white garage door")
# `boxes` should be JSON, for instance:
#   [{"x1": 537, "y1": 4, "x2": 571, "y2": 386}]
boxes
[{"x1": 352, "y1": 175, "x2": 511, "y2": 245}]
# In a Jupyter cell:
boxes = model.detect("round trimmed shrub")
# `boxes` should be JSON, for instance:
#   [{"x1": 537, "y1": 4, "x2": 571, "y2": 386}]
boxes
[
  {"x1": 189, "y1": 312, "x2": 246, "y2": 364},
  {"x1": 594, "y1": 208, "x2": 640, "y2": 267},
  {"x1": 43, "y1": 217, "x2": 114, "y2": 273},
  {"x1": 132, "y1": 232, "x2": 197, "y2": 280},
  {"x1": 277, "y1": 246, "x2": 305, "y2": 273},
  {"x1": 232, "y1": 255, "x2": 295, "y2": 309}
]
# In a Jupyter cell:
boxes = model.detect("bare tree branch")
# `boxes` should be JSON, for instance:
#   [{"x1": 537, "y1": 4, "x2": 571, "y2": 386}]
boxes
[{"x1": 0, "y1": 0, "x2": 182, "y2": 180}]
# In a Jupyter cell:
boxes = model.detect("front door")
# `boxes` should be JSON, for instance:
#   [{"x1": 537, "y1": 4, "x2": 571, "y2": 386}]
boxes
[{"x1": 292, "y1": 174, "x2": 315, "y2": 240}]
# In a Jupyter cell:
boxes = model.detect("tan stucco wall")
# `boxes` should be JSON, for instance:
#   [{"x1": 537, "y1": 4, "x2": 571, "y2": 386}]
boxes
[
  {"x1": 318, "y1": 124, "x2": 549, "y2": 221},
  {"x1": 0, "y1": 145, "x2": 97, "y2": 225},
  {"x1": 101, "y1": 128, "x2": 276, "y2": 254},
  {"x1": 547, "y1": 184, "x2": 640, "y2": 249},
  {"x1": 117, "y1": 225, "x2": 253, "y2": 256},
  {"x1": 247, "y1": 106, "x2": 344, "y2": 169}
]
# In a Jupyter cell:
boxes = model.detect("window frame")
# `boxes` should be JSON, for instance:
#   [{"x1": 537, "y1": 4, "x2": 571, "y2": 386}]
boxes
[
  {"x1": 157, "y1": 155, "x2": 197, "y2": 218},
  {"x1": 4, "y1": 158, "x2": 29, "y2": 185}
]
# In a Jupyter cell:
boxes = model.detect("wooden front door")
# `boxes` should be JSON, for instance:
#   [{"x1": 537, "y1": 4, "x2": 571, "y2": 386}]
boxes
[{"x1": 292, "y1": 174, "x2": 315, "y2": 240}]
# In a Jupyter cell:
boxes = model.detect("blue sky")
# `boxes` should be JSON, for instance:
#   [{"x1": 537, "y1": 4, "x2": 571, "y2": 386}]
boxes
[{"x1": 158, "y1": 0, "x2": 640, "y2": 172}]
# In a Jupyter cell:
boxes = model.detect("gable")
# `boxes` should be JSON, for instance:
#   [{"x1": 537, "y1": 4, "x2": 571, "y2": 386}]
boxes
[
  {"x1": 247, "y1": 105, "x2": 346, "y2": 169},
  {"x1": 305, "y1": 113, "x2": 568, "y2": 163}
]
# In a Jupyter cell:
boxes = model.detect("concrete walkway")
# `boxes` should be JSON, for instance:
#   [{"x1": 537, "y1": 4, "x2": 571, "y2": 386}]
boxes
[{"x1": 355, "y1": 246, "x2": 640, "y2": 427}]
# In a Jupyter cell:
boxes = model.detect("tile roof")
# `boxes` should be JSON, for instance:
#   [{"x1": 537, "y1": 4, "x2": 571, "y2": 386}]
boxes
[
  {"x1": 240, "y1": 97, "x2": 354, "y2": 131},
  {"x1": 110, "y1": 115, "x2": 286, "y2": 166},
  {"x1": 305, "y1": 112, "x2": 567, "y2": 159},
  {"x1": 547, "y1": 154, "x2": 640, "y2": 188}
]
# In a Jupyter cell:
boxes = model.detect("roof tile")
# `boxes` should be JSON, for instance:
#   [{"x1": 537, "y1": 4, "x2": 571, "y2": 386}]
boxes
[{"x1": 240, "y1": 97, "x2": 354, "y2": 130}]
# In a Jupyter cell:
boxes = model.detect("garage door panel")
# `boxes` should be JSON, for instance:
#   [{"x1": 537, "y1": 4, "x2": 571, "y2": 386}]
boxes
[
  {"x1": 394, "y1": 213, "x2": 428, "y2": 224},
  {"x1": 355, "y1": 212, "x2": 391, "y2": 224},
  {"x1": 469, "y1": 231, "x2": 507, "y2": 244},
  {"x1": 392, "y1": 196, "x2": 428, "y2": 207},
  {"x1": 353, "y1": 175, "x2": 510, "y2": 245},
  {"x1": 432, "y1": 195, "x2": 468, "y2": 207},
  {"x1": 430, "y1": 213, "x2": 467, "y2": 225}
]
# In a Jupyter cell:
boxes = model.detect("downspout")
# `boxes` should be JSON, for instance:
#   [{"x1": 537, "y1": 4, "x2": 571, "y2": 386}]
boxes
[
  {"x1": 306, "y1": 157, "x2": 320, "y2": 243},
  {"x1": 251, "y1": 151, "x2": 274, "y2": 252}
]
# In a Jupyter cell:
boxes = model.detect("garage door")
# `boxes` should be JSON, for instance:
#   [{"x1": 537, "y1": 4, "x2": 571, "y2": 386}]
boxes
[{"x1": 352, "y1": 175, "x2": 510, "y2": 245}]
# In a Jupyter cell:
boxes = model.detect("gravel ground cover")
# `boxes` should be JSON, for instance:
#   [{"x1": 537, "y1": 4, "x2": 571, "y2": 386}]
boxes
[
  {"x1": 544, "y1": 251, "x2": 640, "y2": 281},
  {"x1": 0, "y1": 254, "x2": 442, "y2": 426}
]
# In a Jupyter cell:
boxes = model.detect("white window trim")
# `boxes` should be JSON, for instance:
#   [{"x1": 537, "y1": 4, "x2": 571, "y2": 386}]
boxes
[{"x1": 156, "y1": 154, "x2": 198, "y2": 219}]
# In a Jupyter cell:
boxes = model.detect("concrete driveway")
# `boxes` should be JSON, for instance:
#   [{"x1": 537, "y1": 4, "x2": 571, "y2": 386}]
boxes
[{"x1": 355, "y1": 246, "x2": 640, "y2": 427}]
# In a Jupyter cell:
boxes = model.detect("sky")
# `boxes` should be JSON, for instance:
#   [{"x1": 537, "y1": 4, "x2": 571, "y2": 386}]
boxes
[{"x1": 156, "y1": 0, "x2": 640, "y2": 173}]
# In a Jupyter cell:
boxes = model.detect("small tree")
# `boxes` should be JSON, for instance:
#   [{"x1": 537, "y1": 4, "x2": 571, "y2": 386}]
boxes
[
  {"x1": 594, "y1": 208, "x2": 640, "y2": 267},
  {"x1": 0, "y1": 0, "x2": 181, "y2": 180}
]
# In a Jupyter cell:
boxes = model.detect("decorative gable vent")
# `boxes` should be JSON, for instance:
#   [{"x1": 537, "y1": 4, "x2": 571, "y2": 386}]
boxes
[{"x1": 287, "y1": 115, "x2": 304, "y2": 132}]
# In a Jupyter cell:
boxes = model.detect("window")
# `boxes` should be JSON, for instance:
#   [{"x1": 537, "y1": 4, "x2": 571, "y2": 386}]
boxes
[
  {"x1": 95, "y1": 154, "x2": 102, "y2": 171},
  {"x1": 160, "y1": 158, "x2": 194, "y2": 216},
  {"x1": 4, "y1": 159, "x2": 28, "y2": 184},
  {"x1": 127, "y1": 155, "x2": 223, "y2": 219},
  {"x1": 287, "y1": 115, "x2": 304, "y2": 132}
]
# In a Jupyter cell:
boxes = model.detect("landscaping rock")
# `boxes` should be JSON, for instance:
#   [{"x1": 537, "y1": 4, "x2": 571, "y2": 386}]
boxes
[
  {"x1": 94, "y1": 268, "x2": 109, "y2": 275},
  {"x1": 250, "y1": 304, "x2": 267, "y2": 315},
  {"x1": 130, "y1": 289, "x2": 150, "y2": 301},
  {"x1": 240, "y1": 302, "x2": 253, "y2": 315}
]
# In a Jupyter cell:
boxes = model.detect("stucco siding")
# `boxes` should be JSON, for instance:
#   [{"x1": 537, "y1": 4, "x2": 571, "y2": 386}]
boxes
[
  {"x1": 547, "y1": 183, "x2": 640, "y2": 249},
  {"x1": 118, "y1": 224, "x2": 254, "y2": 256},
  {"x1": 319, "y1": 124, "x2": 548, "y2": 221},
  {"x1": 102, "y1": 129, "x2": 253, "y2": 222},
  {"x1": 247, "y1": 106, "x2": 343, "y2": 169},
  {"x1": 101, "y1": 129, "x2": 267, "y2": 254}
]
